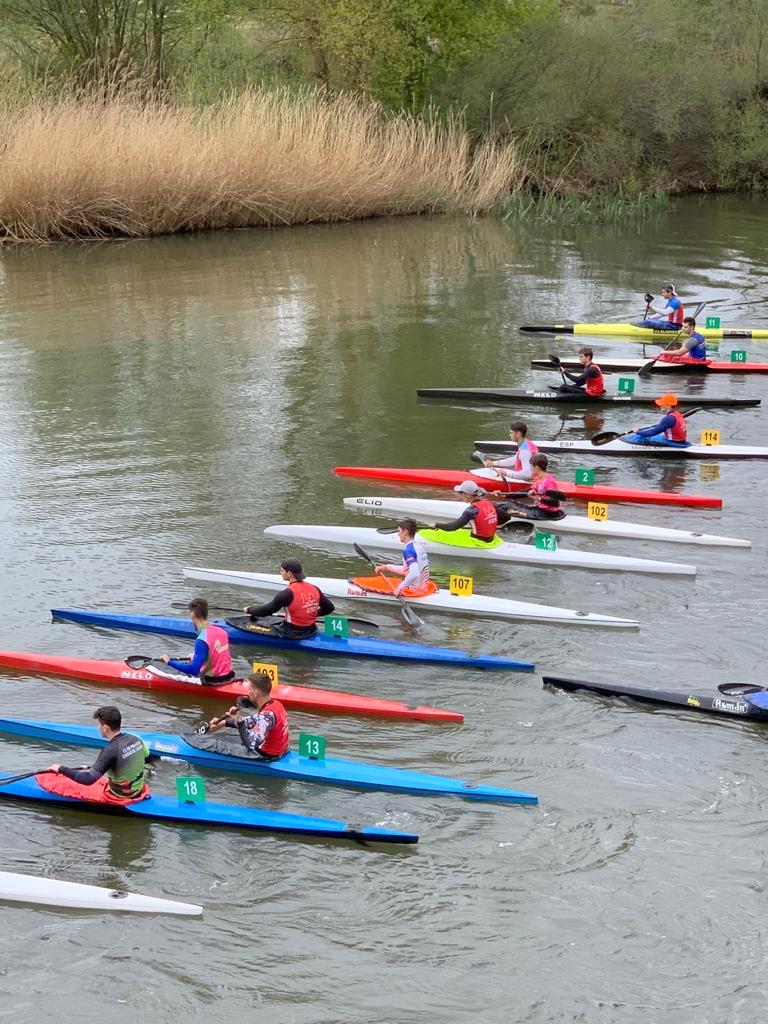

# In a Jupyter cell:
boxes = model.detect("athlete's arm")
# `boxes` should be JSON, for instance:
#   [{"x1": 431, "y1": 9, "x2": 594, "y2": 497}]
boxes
[
  {"x1": 229, "y1": 710, "x2": 276, "y2": 752},
  {"x1": 167, "y1": 636, "x2": 209, "y2": 675},
  {"x1": 632, "y1": 413, "x2": 676, "y2": 438},
  {"x1": 317, "y1": 593, "x2": 335, "y2": 616},
  {"x1": 245, "y1": 588, "x2": 293, "y2": 618},
  {"x1": 562, "y1": 366, "x2": 598, "y2": 387},
  {"x1": 56, "y1": 741, "x2": 119, "y2": 785},
  {"x1": 486, "y1": 446, "x2": 532, "y2": 479},
  {"x1": 432, "y1": 507, "x2": 476, "y2": 532}
]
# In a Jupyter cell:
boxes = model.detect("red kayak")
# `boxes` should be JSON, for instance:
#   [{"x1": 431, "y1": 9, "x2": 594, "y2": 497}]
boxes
[
  {"x1": 0, "y1": 651, "x2": 463, "y2": 725},
  {"x1": 334, "y1": 467, "x2": 722, "y2": 510}
]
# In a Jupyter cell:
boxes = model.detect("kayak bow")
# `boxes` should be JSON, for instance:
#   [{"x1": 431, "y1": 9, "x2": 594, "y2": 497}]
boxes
[
  {"x1": 0, "y1": 773, "x2": 418, "y2": 843},
  {"x1": 0, "y1": 719, "x2": 539, "y2": 805},
  {"x1": 334, "y1": 467, "x2": 722, "y2": 510},
  {"x1": 183, "y1": 567, "x2": 640, "y2": 629},
  {"x1": 263, "y1": 524, "x2": 696, "y2": 576},
  {"x1": 543, "y1": 676, "x2": 768, "y2": 722},
  {"x1": 0, "y1": 869, "x2": 203, "y2": 915},
  {"x1": 417, "y1": 387, "x2": 758, "y2": 409},
  {"x1": 50, "y1": 609, "x2": 532, "y2": 672},
  {"x1": 0, "y1": 651, "x2": 464, "y2": 724}
]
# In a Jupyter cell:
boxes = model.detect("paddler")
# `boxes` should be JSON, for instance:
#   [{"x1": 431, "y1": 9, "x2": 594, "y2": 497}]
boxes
[
  {"x1": 657, "y1": 317, "x2": 707, "y2": 362},
  {"x1": 242, "y1": 558, "x2": 335, "y2": 639},
  {"x1": 636, "y1": 285, "x2": 685, "y2": 330},
  {"x1": 628, "y1": 393, "x2": 689, "y2": 446},
  {"x1": 160, "y1": 597, "x2": 235, "y2": 683},
  {"x1": 206, "y1": 671, "x2": 290, "y2": 761},
  {"x1": 44, "y1": 706, "x2": 150, "y2": 803},
  {"x1": 482, "y1": 421, "x2": 538, "y2": 480},
  {"x1": 498, "y1": 454, "x2": 565, "y2": 521},
  {"x1": 427, "y1": 480, "x2": 511, "y2": 543},
  {"x1": 374, "y1": 518, "x2": 431, "y2": 596},
  {"x1": 556, "y1": 347, "x2": 605, "y2": 396}
]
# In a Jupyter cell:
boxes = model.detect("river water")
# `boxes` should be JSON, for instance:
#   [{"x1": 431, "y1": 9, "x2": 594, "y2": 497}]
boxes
[{"x1": 1, "y1": 195, "x2": 767, "y2": 1023}]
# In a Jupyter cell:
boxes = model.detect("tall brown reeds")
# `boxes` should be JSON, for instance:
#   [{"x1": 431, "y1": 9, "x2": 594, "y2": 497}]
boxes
[{"x1": 0, "y1": 88, "x2": 527, "y2": 243}]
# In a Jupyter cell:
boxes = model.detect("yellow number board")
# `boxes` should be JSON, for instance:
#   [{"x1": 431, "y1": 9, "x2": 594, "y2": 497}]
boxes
[
  {"x1": 587, "y1": 502, "x2": 609, "y2": 522},
  {"x1": 449, "y1": 574, "x2": 474, "y2": 597},
  {"x1": 700, "y1": 429, "x2": 720, "y2": 447},
  {"x1": 252, "y1": 662, "x2": 279, "y2": 685}
]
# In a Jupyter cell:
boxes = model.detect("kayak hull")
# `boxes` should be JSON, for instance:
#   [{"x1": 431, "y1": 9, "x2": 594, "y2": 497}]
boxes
[
  {"x1": 262, "y1": 524, "x2": 696, "y2": 576},
  {"x1": 334, "y1": 466, "x2": 723, "y2": 510},
  {"x1": 475, "y1": 437, "x2": 768, "y2": 460},
  {"x1": 0, "y1": 869, "x2": 202, "y2": 915},
  {"x1": 0, "y1": 651, "x2": 463, "y2": 724},
  {"x1": 543, "y1": 676, "x2": 768, "y2": 721},
  {"x1": 342, "y1": 495, "x2": 749, "y2": 548},
  {"x1": 0, "y1": 774, "x2": 418, "y2": 843},
  {"x1": 520, "y1": 322, "x2": 768, "y2": 340},
  {"x1": 417, "y1": 387, "x2": 758, "y2": 408},
  {"x1": 50, "y1": 609, "x2": 529, "y2": 672},
  {"x1": 183, "y1": 567, "x2": 640, "y2": 629},
  {"x1": 531, "y1": 357, "x2": 768, "y2": 375},
  {"x1": 0, "y1": 721, "x2": 539, "y2": 806}
]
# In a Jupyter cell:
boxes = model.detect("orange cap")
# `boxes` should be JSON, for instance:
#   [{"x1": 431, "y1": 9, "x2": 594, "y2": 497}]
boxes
[{"x1": 655, "y1": 393, "x2": 678, "y2": 407}]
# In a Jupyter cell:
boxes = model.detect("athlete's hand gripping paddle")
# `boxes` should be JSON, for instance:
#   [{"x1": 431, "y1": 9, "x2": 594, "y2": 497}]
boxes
[{"x1": 353, "y1": 542, "x2": 423, "y2": 629}]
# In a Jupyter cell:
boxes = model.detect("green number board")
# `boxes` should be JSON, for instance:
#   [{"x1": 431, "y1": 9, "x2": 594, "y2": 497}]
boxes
[
  {"x1": 730, "y1": 350, "x2": 747, "y2": 363},
  {"x1": 324, "y1": 614, "x2": 349, "y2": 638},
  {"x1": 575, "y1": 467, "x2": 595, "y2": 486},
  {"x1": 705, "y1": 316, "x2": 721, "y2": 329},
  {"x1": 299, "y1": 732, "x2": 327, "y2": 760},
  {"x1": 534, "y1": 531, "x2": 558, "y2": 552},
  {"x1": 617, "y1": 377, "x2": 635, "y2": 394},
  {"x1": 176, "y1": 776, "x2": 206, "y2": 804}
]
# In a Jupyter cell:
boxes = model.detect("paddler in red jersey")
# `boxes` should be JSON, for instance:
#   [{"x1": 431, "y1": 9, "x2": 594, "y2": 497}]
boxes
[
  {"x1": 242, "y1": 558, "x2": 335, "y2": 639},
  {"x1": 427, "y1": 479, "x2": 513, "y2": 543},
  {"x1": 159, "y1": 597, "x2": 235, "y2": 683},
  {"x1": 556, "y1": 347, "x2": 605, "y2": 396},
  {"x1": 628, "y1": 393, "x2": 689, "y2": 447},
  {"x1": 498, "y1": 454, "x2": 566, "y2": 521},
  {"x1": 206, "y1": 672, "x2": 290, "y2": 761},
  {"x1": 43, "y1": 705, "x2": 150, "y2": 804}
]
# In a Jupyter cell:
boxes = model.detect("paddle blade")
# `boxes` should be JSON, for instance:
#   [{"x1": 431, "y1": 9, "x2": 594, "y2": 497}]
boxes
[
  {"x1": 590, "y1": 431, "x2": 622, "y2": 446},
  {"x1": 638, "y1": 361, "x2": 656, "y2": 379},
  {"x1": 470, "y1": 450, "x2": 486, "y2": 464},
  {"x1": 400, "y1": 603, "x2": 424, "y2": 629},
  {"x1": 353, "y1": 542, "x2": 377, "y2": 567},
  {"x1": 717, "y1": 683, "x2": 764, "y2": 696},
  {"x1": 125, "y1": 655, "x2": 152, "y2": 668}
]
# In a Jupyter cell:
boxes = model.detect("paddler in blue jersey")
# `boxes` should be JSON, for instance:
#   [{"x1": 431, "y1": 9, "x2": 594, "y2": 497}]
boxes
[
  {"x1": 374, "y1": 518, "x2": 431, "y2": 596},
  {"x1": 636, "y1": 285, "x2": 685, "y2": 330},
  {"x1": 656, "y1": 317, "x2": 707, "y2": 363},
  {"x1": 627, "y1": 393, "x2": 689, "y2": 447},
  {"x1": 482, "y1": 421, "x2": 538, "y2": 480},
  {"x1": 158, "y1": 597, "x2": 235, "y2": 683}
]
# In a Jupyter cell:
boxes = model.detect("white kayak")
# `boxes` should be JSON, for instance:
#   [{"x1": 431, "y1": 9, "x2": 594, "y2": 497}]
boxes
[
  {"x1": 262, "y1": 524, "x2": 696, "y2": 575},
  {"x1": 475, "y1": 437, "x2": 768, "y2": 461},
  {"x1": 342, "y1": 496, "x2": 750, "y2": 549},
  {"x1": 182, "y1": 567, "x2": 640, "y2": 628},
  {"x1": 0, "y1": 870, "x2": 203, "y2": 915}
]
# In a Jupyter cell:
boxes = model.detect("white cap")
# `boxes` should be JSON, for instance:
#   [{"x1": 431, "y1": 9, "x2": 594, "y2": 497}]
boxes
[{"x1": 454, "y1": 480, "x2": 484, "y2": 496}]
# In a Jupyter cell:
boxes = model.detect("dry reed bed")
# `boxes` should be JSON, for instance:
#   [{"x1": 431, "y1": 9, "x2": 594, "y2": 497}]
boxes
[{"x1": 0, "y1": 89, "x2": 526, "y2": 242}]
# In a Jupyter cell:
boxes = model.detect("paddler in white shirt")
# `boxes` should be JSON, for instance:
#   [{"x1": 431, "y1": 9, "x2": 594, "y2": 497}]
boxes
[{"x1": 483, "y1": 421, "x2": 538, "y2": 480}]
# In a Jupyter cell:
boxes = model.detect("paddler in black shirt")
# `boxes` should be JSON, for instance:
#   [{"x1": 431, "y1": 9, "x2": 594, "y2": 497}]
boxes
[
  {"x1": 242, "y1": 558, "x2": 335, "y2": 639},
  {"x1": 43, "y1": 706, "x2": 150, "y2": 803}
]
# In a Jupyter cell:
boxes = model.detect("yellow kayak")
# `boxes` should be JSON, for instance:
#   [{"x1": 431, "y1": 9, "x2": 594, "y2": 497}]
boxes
[{"x1": 520, "y1": 322, "x2": 768, "y2": 340}]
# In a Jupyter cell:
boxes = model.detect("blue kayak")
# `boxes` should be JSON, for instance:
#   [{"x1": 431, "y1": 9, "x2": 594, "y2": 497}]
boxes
[
  {"x1": 0, "y1": 774, "x2": 417, "y2": 844},
  {"x1": 50, "y1": 608, "x2": 535, "y2": 672},
  {"x1": 0, "y1": 718, "x2": 539, "y2": 806}
]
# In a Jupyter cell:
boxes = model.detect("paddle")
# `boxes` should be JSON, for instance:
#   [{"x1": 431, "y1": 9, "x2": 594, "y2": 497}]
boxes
[
  {"x1": 590, "y1": 406, "x2": 705, "y2": 447},
  {"x1": 638, "y1": 301, "x2": 707, "y2": 378},
  {"x1": 0, "y1": 769, "x2": 53, "y2": 788},
  {"x1": 353, "y1": 542, "x2": 423, "y2": 629},
  {"x1": 169, "y1": 602, "x2": 380, "y2": 632},
  {"x1": 717, "y1": 683, "x2": 765, "y2": 696}
]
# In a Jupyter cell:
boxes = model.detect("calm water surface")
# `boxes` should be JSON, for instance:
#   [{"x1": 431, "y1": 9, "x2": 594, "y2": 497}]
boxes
[{"x1": 1, "y1": 196, "x2": 767, "y2": 1023}]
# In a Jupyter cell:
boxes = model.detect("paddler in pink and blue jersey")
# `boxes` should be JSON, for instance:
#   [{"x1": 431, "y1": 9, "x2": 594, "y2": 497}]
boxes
[
  {"x1": 374, "y1": 519, "x2": 431, "y2": 596},
  {"x1": 160, "y1": 597, "x2": 235, "y2": 682},
  {"x1": 483, "y1": 421, "x2": 538, "y2": 480},
  {"x1": 637, "y1": 285, "x2": 685, "y2": 330},
  {"x1": 627, "y1": 393, "x2": 689, "y2": 447},
  {"x1": 499, "y1": 454, "x2": 565, "y2": 521}
]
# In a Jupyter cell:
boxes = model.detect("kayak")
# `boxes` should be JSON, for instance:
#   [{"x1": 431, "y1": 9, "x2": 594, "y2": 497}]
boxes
[
  {"x1": 51, "y1": 609, "x2": 530, "y2": 672},
  {"x1": 0, "y1": 651, "x2": 464, "y2": 725},
  {"x1": 475, "y1": 436, "x2": 768, "y2": 461},
  {"x1": 342, "y1": 496, "x2": 749, "y2": 549},
  {"x1": 543, "y1": 676, "x2": 768, "y2": 722},
  {"x1": 416, "y1": 387, "x2": 759, "y2": 409},
  {"x1": 0, "y1": 719, "x2": 539, "y2": 806},
  {"x1": 531, "y1": 357, "x2": 768, "y2": 375},
  {"x1": 0, "y1": 773, "x2": 418, "y2": 843},
  {"x1": 334, "y1": 467, "x2": 722, "y2": 510},
  {"x1": 263, "y1": 524, "x2": 695, "y2": 575},
  {"x1": 520, "y1": 322, "x2": 768, "y2": 340},
  {"x1": 0, "y1": 869, "x2": 203, "y2": 915},
  {"x1": 183, "y1": 567, "x2": 640, "y2": 629}
]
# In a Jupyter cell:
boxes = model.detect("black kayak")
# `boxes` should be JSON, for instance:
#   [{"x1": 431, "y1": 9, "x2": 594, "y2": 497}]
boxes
[
  {"x1": 543, "y1": 676, "x2": 768, "y2": 721},
  {"x1": 416, "y1": 387, "x2": 760, "y2": 409}
]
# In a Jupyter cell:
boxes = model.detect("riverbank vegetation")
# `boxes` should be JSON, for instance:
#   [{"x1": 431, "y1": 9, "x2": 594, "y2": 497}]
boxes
[{"x1": 0, "y1": 0, "x2": 766, "y2": 240}]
